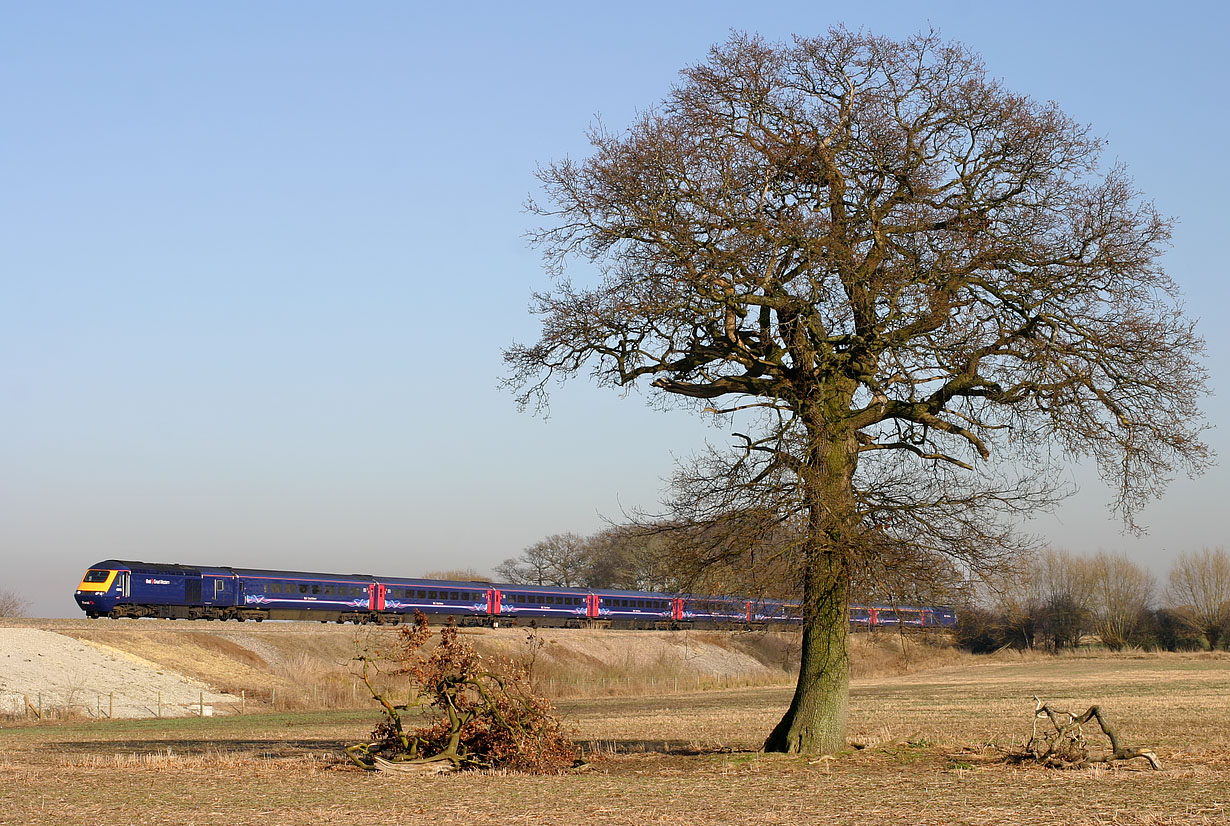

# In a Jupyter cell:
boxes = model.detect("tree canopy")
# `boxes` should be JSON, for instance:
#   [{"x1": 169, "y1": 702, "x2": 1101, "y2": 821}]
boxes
[{"x1": 506, "y1": 28, "x2": 1209, "y2": 753}]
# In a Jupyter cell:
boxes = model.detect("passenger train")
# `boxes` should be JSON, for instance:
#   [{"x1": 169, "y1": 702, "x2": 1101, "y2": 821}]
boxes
[{"x1": 73, "y1": 559, "x2": 957, "y2": 630}]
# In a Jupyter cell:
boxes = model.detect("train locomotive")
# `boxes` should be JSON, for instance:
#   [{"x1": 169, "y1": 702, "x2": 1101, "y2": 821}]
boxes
[{"x1": 73, "y1": 559, "x2": 957, "y2": 630}]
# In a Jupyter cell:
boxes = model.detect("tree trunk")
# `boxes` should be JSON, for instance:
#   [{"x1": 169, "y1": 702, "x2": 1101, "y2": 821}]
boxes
[
  {"x1": 762, "y1": 548, "x2": 850, "y2": 753},
  {"x1": 1206, "y1": 625, "x2": 1221, "y2": 651},
  {"x1": 763, "y1": 416, "x2": 856, "y2": 754}
]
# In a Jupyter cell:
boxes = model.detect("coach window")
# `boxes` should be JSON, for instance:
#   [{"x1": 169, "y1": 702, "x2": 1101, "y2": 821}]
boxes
[
  {"x1": 299, "y1": 584, "x2": 309, "y2": 594},
  {"x1": 428, "y1": 591, "x2": 437, "y2": 599}
]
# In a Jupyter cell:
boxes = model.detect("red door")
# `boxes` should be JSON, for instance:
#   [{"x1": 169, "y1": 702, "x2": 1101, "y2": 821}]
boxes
[
  {"x1": 369, "y1": 583, "x2": 386, "y2": 611},
  {"x1": 488, "y1": 589, "x2": 501, "y2": 616},
  {"x1": 587, "y1": 593, "x2": 599, "y2": 619}
]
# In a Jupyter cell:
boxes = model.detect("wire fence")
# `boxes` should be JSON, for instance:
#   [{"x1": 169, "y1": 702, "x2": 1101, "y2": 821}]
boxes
[{"x1": 0, "y1": 687, "x2": 231, "y2": 722}]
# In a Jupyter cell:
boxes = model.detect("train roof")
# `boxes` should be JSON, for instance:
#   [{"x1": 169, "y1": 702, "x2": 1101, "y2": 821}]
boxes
[
  {"x1": 231, "y1": 567, "x2": 377, "y2": 582},
  {"x1": 595, "y1": 587, "x2": 675, "y2": 599},
  {"x1": 489, "y1": 582, "x2": 591, "y2": 595},
  {"x1": 377, "y1": 575, "x2": 495, "y2": 588},
  {"x1": 89, "y1": 560, "x2": 206, "y2": 576}
]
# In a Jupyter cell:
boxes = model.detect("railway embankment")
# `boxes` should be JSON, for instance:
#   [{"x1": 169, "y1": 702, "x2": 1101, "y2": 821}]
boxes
[
  {"x1": 0, "y1": 618, "x2": 808, "y2": 721},
  {"x1": 0, "y1": 618, "x2": 960, "y2": 722}
]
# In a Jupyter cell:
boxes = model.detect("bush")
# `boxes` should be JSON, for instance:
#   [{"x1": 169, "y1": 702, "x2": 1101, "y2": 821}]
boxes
[
  {"x1": 954, "y1": 607, "x2": 1002, "y2": 654},
  {"x1": 347, "y1": 614, "x2": 578, "y2": 774},
  {"x1": 1146, "y1": 608, "x2": 1208, "y2": 652}
]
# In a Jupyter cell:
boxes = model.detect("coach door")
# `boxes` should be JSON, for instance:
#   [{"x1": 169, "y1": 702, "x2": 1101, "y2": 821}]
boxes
[
  {"x1": 369, "y1": 583, "x2": 386, "y2": 611},
  {"x1": 119, "y1": 572, "x2": 130, "y2": 599}
]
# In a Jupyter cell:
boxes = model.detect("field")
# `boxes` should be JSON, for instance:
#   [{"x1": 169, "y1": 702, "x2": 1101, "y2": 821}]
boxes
[{"x1": 3, "y1": 651, "x2": 1229, "y2": 825}]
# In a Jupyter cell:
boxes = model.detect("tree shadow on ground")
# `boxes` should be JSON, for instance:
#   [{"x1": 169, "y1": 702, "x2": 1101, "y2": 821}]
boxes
[
  {"x1": 46, "y1": 738, "x2": 349, "y2": 757},
  {"x1": 578, "y1": 738, "x2": 741, "y2": 756}
]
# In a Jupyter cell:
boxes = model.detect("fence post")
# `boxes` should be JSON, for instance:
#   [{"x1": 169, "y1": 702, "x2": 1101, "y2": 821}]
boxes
[
  {"x1": 157, "y1": 691, "x2": 162, "y2": 719},
  {"x1": 109, "y1": 693, "x2": 113, "y2": 720},
  {"x1": 199, "y1": 691, "x2": 204, "y2": 717},
  {"x1": 241, "y1": 690, "x2": 246, "y2": 715}
]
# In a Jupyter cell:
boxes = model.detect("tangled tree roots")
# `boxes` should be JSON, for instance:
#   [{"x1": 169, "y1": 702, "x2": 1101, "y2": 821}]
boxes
[
  {"x1": 1017, "y1": 696, "x2": 1161, "y2": 770},
  {"x1": 344, "y1": 613, "x2": 579, "y2": 775}
]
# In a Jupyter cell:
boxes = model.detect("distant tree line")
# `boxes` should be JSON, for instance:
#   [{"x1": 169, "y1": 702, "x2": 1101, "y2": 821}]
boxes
[
  {"x1": 492, "y1": 520, "x2": 969, "y2": 607},
  {"x1": 957, "y1": 547, "x2": 1230, "y2": 653},
  {"x1": 492, "y1": 534, "x2": 1230, "y2": 654}
]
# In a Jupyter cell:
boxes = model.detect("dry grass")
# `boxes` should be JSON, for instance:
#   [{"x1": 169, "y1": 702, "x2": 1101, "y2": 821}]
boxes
[
  {"x1": 2, "y1": 653, "x2": 1228, "y2": 825},
  {"x1": 50, "y1": 621, "x2": 969, "y2": 712}
]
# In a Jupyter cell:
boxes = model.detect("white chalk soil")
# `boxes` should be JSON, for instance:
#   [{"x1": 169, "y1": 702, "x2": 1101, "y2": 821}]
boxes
[{"x1": 0, "y1": 628, "x2": 236, "y2": 720}]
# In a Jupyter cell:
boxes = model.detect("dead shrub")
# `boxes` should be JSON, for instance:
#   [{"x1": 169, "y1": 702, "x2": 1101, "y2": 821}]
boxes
[{"x1": 346, "y1": 613, "x2": 578, "y2": 774}]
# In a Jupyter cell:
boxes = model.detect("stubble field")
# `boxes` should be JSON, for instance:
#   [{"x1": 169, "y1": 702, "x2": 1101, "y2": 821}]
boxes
[{"x1": 2, "y1": 652, "x2": 1229, "y2": 826}]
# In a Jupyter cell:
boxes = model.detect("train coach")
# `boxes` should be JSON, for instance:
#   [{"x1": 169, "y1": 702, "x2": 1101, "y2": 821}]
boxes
[{"x1": 73, "y1": 559, "x2": 956, "y2": 630}]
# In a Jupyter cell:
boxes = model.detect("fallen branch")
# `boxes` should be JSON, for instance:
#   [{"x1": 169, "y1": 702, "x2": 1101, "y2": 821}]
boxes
[{"x1": 1022, "y1": 696, "x2": 1161, "y2": 770}]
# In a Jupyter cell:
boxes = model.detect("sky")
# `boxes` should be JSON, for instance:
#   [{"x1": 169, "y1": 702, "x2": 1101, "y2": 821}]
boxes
[{"x1": 3, "y1": 1, "x2": 1228, "y2": 617}]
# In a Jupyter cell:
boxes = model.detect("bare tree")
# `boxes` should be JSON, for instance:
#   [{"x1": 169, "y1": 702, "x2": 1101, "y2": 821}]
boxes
[
  {"x1": 0, "y1": 589, "x2": 28, "y2": 618},
  {"x1": 496, "y1": 533, "x2": 591, "y2": 587},
  {"x1": 507, "y1": 29, "x2": 1209, "y2": 752},
  {"x1": 1165, "y1": 548, "x2": 1230, "y2": 650},
  {"x1": 585, "y1": 524, "x2": 681, "y2": 592},
  {"x1": 1033, "y1": 549, "x2": 1094, "y2": 650},
  {"x1": 1084, "y1": 552, "x2": 1155, "y2": 651}
]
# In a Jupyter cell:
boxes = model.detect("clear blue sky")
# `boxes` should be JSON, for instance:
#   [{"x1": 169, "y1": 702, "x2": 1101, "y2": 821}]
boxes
[{"x1": 3, "y1": 1, "x2": 1227, "y2": 616}]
